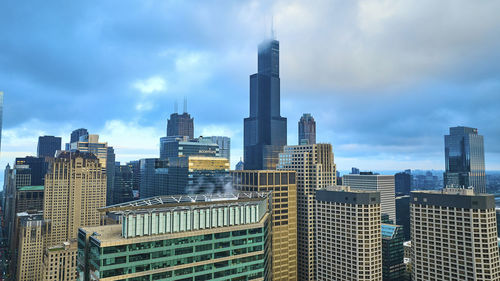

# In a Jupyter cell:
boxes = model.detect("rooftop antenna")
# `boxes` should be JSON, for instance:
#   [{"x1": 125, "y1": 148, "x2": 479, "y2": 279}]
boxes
[
  {"x1": 174, "y1": 100, "x2": 178, "y2": 114},
  {"x1": 183, "y1": 97, "x2": 187, "y2": 113}
]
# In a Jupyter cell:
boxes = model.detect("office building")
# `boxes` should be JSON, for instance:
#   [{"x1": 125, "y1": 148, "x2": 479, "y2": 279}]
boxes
[
  {"x1": 78, "y1": 192, "x2": 272, "y2": 281},
  {"x1": 15, "y1": 213, "x2": 46, "y2": 281},
  {"x1": 351, "y1": 167, "x2": 360, "y2": 174},
  {"x1": 244, "y1": 38, "x2": 287, "y2": 170},
  {"x1": 43, "y1": 151, "x2": 106, "y2": 247},
  {"x1": 37, "y1": 135, "x2": 61, "y2": 158},
  {"x1": 111, "y1": 163, "x2": 134, "y2": 205},
  {"x1": 444, "y1": 126, "x2": 486, "y2": 193},
  {"x1": 168, "y1": 156, "x2": 230, "y2": 195},
  {"x1": 126, "y1": 160, "x2": 141, "y2": 198},
  {"x1": 70, "y1": 134, "x2": 115, "y2": 205},
  {"x1": 298, "y1": 113, "x2": 316, "y2": 145},
  {"x1": 15, "y1": 156, "x2": 47, "y2": 186},
  {"x1": 232, "y1": 170, "x2": 298, "y2": 280},
  {"x1": 42, "y1": 241, "x2": 78, "y2": 281},
  {"x1": 15, "y1": 185, "x2": 44, "y2": 213},
  {"x1": 315, "y1": 186, "x2": 382, "y2": 281},
  {"x1": 278, "y1": 143, "x2": 336, "y2": 281},
  {"x1": 139, "y1": 158, "x2": 169, "y2": 198},
  {"x1": 160, "y1": 137, "x2": 220, "y2": 159},
  {"x1": 167, "y1": 110, "x2": 194, "y2": 139},
  {"x1": 395, "y1": 171, "x2": 411, "y2": 196},
  {"x1": 343, "y1": 174, "x2": 396, "y2": 223},
  {"x1": 235, "y1": 158, "x2": 244, "y2": 170},
  {"x1": 411, "y1": 188, "x2": 500, "y2": 281},
  {"x1": 395, "y1": 195, "x2": 411, "y2": 241},
  {"x1": 70, "y1": 128, "x2": 88, "y2": 143},
  {"x1": 381, "y1": 224, "x2": 406, "y2": 281},
  {"x1": 208, "y1": 136, "x2": 231, "y2": 161}
]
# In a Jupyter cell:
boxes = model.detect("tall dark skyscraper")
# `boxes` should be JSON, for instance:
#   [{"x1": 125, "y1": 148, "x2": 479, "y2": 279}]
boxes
[
  {"x1": 37, "y1": 135, "x2": 61, "y2": 158},
  {"x1": 444, "y1": 126, "x2": 486, "y2": 193},
  {"x1": 298, "y1": 113, "x2": 316, "y2": 145},
  {"x1": 244, "y1": 38, "x2": 287, "y2": 170},
  {"x1": 0, "y1": 92, "x2": 3, "y2": 158},
  {"x1": 167, "y1": 100, "x2": 194, "y2": 139},
  {"x1": 395, "y1": 170, "x2": 411, "y2": 196},
  {"x1": 70, "y1": 128, "x2": 88, "y2": 143}
]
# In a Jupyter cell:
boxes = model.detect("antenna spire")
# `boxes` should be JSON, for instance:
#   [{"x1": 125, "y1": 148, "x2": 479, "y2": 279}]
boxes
[
  {"x1": 174, "y1": 100, "x2": 178, "y2": 113},
  {"x1": 271, "y1": 16, "x2": 276, "y2": 39},
  {"x1": 183, "y1": 97, "x2": 187, "y2": 113}
]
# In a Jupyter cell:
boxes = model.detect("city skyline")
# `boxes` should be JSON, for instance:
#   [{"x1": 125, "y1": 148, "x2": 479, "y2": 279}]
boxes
[{"x1": 2, "y1": 1, "x2": 500, "y2": 183}]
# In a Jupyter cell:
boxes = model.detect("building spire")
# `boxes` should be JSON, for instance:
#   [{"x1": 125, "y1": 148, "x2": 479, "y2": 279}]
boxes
[
  {"x1": 183, "y1": 97, "x2": 187, "y2": 113},
  {"x1": 271, "y1": 16, "x2": 276, "y2": 39},
  {"x1": 174, "y1": 100, "x2": 178, "y2": 114}
]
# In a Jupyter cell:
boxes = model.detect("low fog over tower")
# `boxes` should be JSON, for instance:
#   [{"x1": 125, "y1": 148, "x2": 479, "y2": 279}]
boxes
[{"x1": 244, "y1": 36, "x2": 287, "y2": 170}]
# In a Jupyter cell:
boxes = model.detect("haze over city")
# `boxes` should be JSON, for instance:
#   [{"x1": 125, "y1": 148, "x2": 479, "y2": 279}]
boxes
[{"x1": 2, "y1": 0, "x2": 500, "y2": 179}]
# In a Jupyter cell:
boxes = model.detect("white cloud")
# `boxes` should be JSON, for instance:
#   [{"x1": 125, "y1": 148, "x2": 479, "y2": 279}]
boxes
[{"x1": 132, "y1": 76, "x2": 167, "y2": 94}]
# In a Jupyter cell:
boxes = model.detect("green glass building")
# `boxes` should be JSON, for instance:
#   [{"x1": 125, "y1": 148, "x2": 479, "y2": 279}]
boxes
[
  {"x1": 381, "y1": 224, "x2": 406, "y2": 281},
  {"x1": 78, "y1": 192, "x2": 271, "y2": 281}
]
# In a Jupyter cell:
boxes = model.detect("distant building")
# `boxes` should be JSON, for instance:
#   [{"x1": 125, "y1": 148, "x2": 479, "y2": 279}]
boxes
[
  {"x1": 15, "y1": 156, "x2": 47, "y2": 186},
  {"x1": 235, "y1": 158, "x2": 244, "y2": 170},
  {"x1": 315, "y1": 186, "x2": 382, "y2": 281},
  {"x1": 351, "y1": 167, "x2": 360, "y2": 174},
  {"x1": 343, "y1": 174, "x2": 396, "y2": 222},
  {"x1": 396, "y1": 195, "x2": 411, "y2": 241},
  {"x1": 70, "y1": 134, "x2": 115, "y2": 205},
  {"x1": 411, "y1": 188, "x2": 500, "y2": 281},
  {"x1": 444, "y1": 126, "x2": 486, "y2": 193},
  {"x1": 232, "y1": 170, "x2": 298, "y2": 280},
  {"x1": 167, "y1": 112, "x2": 194, "y2": 139},
  {"x1": 112, "y1": 163, "x2": 134, "y2": 205},
  {"x1": 395, "y1": 171, "x2": 412, "y2": 196},
  {"x1": 207, "y1": 136, "x2": 230, "y2": 162},
  {"x1": 244, "y1": 38, "x2": 287, "y2": 170},
  {"x1": 139, "y1": 158, "x2": 169, "y2": 198},
  {"x1": 126, "y1": 160, "x2": 141, "y2": 197},
  {"x1": 160, "y1": 136, "x2": 220, "y2": 159},
  {"x1": 298, "y1": 113, "x2": 316, "y2": 145},
  {"x1": 168, "y1": 156, "x2": 230, "y2": 195},
  {"x1": 0, "y1": 92, "x2": 3, "y2": 158},
  {"x1": 381, "y1": 224, "x2": 406, "y2": 281},
  {"x1": 70, "y1": 128, "x2": 88, "y2": 143},
  {"x1": 78, "y1": 192, "x2": 272, "y2": 281},
  {"x1": 15, "y1": 185, "x2": 44, "y2": 213},
  {"x1": 278, "y1": 144, "x2": 336, "y2": 281},
  {"x1": 37, "y1": 135, "x2": 61, "y2": 158}
]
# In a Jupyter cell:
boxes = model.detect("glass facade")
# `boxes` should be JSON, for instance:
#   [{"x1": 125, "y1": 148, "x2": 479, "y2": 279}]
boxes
[
  {"x1": 244, "y1": 39, "x2": 287, "y2": 170},
  {"x1": 444, "y1": 126, "x2": 486, "y2": 193},
  {"x1": 79, "y1": 226, "x2": 269, "y2": 281},
  {"x1": 381, "y1": 224, "x2": 406, "y2": 281}
]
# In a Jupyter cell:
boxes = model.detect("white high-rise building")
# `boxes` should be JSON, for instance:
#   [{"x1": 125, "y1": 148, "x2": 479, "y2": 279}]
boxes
[
  {"x1": 411, "y1": 188, "x2": 500, "y2": 281},
  {"x1": 343, "y1": 174, "x2": 396, "y2": 222},
  {"x1": 315, "y1": 186, "x2": 382, "y2": 281}
]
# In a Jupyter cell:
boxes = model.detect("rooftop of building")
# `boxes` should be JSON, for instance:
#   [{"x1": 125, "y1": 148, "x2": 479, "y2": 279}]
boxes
[
  {"x1": 55, "y1": 150, "x2": 99, "y2": 160},
  {"x1": 411, "y1": 187, "x2": 481, "y2": 196},
  {"x1": 381, "y1": 224, "x2": 402, "y2": 239},
  {"x1": 102, "y1": 192, "x2": 270, "y2": 214},
  {"x1": 17, "y1": 185, "x2": 44, "y2": 191},
  {"x1": 411, "y1": 188, "x2": 494, "y2": 209}
]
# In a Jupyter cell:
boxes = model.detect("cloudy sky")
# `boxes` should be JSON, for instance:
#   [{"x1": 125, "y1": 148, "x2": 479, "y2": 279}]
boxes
[{"x1": 1, "y1": 0, "x2": 500, "y2": 180}]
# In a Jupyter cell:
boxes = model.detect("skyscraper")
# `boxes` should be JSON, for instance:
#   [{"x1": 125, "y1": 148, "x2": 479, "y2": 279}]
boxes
[
  {"x1": 278, "y1": 144, "x2": 336, "y2": 281},
  {"x1": 167, "y1": 105, "x2": 194, "y2": 139},
  {"x1": 343, "y1": 174, "x2": 396, "y2": 223},
  {"x1": 381, "y1": 224, "x2": 406, "y2": 281},
  {"x1": 43, "y1": 151, "x2": 106, "y2": 247},
  {"x1": 315, "y1": 186, "x2": 382, "y2": 281},
  {"x1": 411, "y1": 188, "x2": 500, "y2": 281},
  {"x1": 112, "y1": 163, "x2": 134, "y2": 205},
  {"x1": 37, "y1": 135, "x2": 61, "y2": 158},
  {"x1": 298, "y1": 113, "x2": 316, "y2": 145},
  {"x1": 395, "y1": 170, "x2": 412, "y2": 196},
  {"x1": 232, "y1": 170, "x2": 298, "y2": 280},
  {"x1": 207, "y1": 136, "x2": 230, "y2": 162},
  {"x1": 444, "y1": 126, "x2": 486, "y2": 193},
  {"x1": 244, "y1": 38, "x2": 287, "y2": 170},
  {"x1": 70, "y1": 128, "x2": 88, "y2": 143}
]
